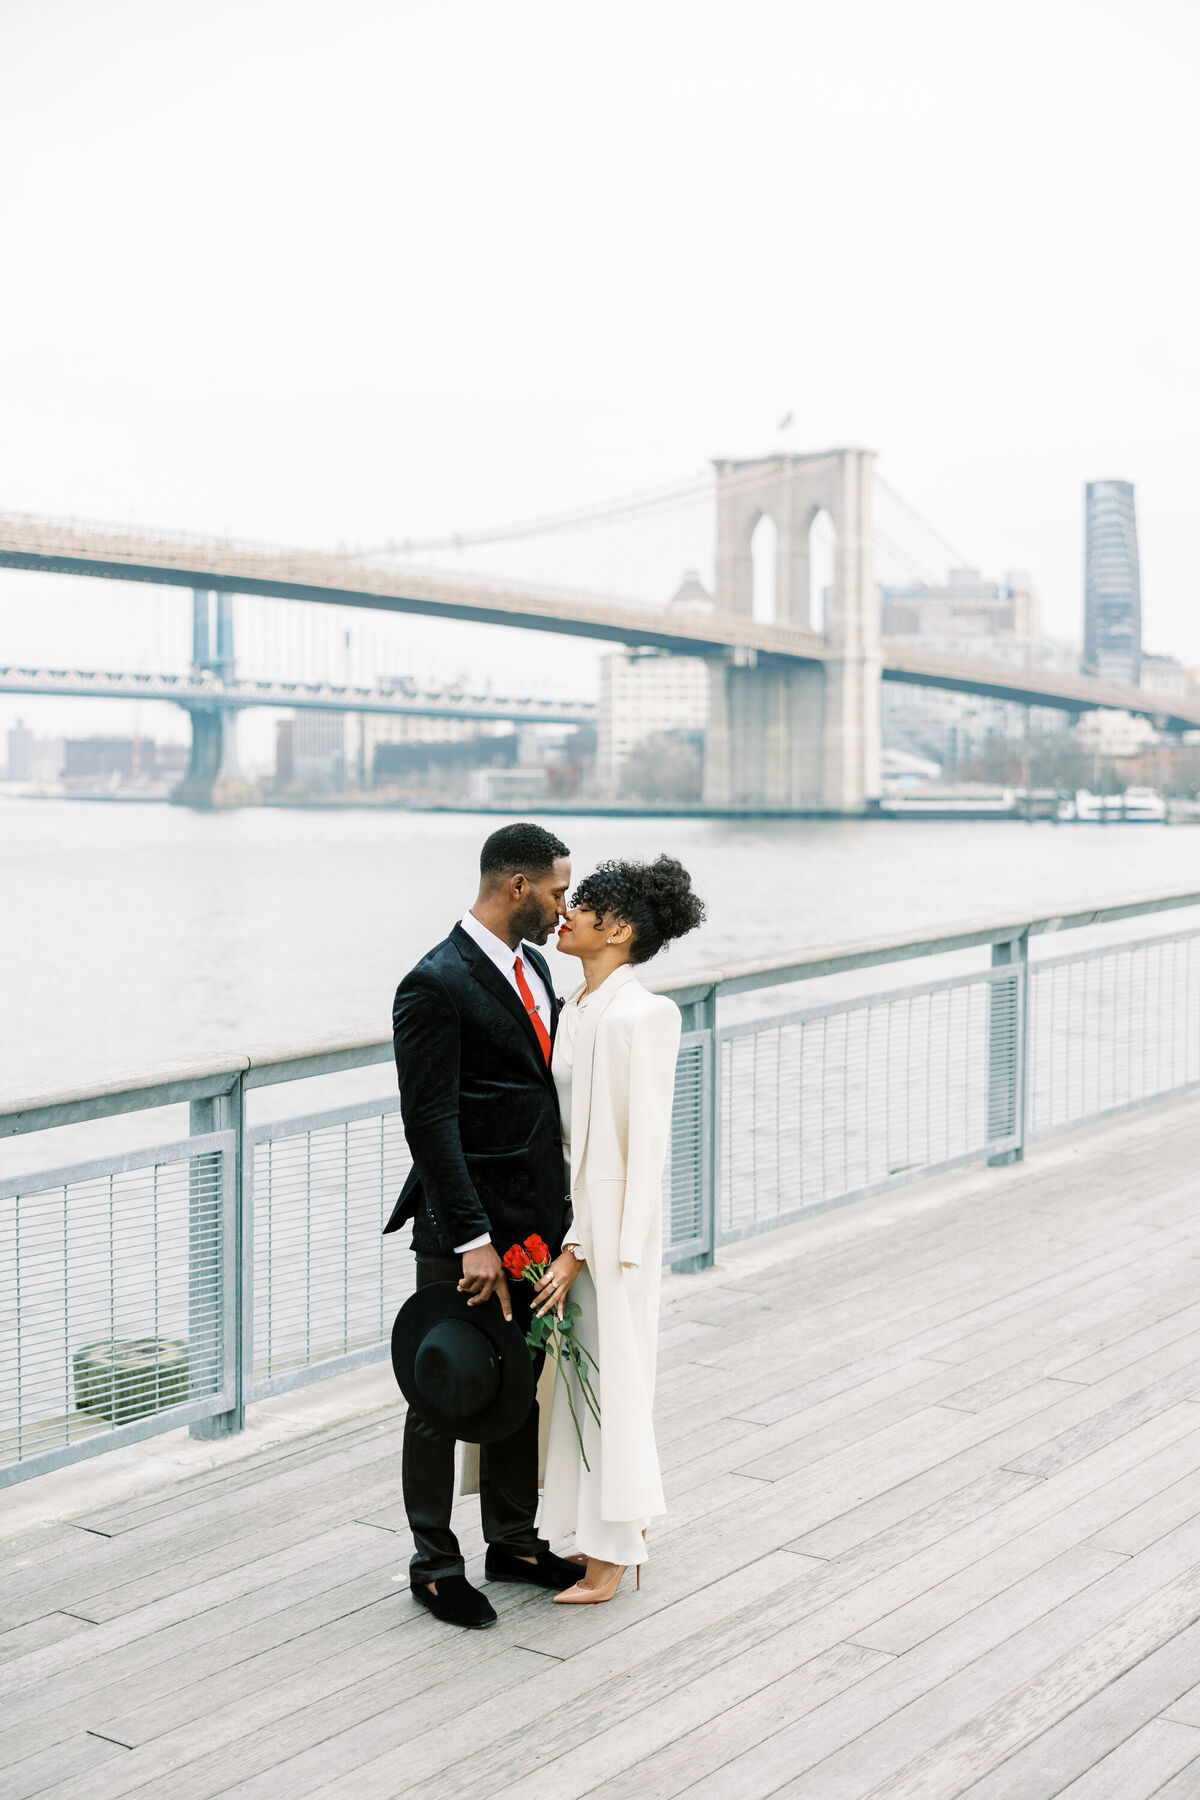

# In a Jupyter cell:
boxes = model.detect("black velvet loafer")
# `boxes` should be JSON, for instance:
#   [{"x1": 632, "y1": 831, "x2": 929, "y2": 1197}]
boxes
[
  {"x1": 410, "y1": 1574, "x2": 497, "y2": 1629},
  {"x1": 485, "y1": 1546, "x2": 584, "y2": 1591}
]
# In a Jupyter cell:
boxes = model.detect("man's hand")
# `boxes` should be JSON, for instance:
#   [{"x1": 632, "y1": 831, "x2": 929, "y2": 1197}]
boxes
[
  {"x1": 458, "y1": 1244, "x2": 512, "y2": 1321},
  {"x1": 533, "y1": 1251, "x2": 582, "y2": 1320}
]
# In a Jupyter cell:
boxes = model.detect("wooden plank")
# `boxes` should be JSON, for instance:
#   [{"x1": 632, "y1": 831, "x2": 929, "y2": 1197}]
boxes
[
  {"x1": 0, "y1": 1437, "x2": 402, "y2": 1632},
  {"x1": 589, "y1": 1545, "x2": 1118, "y2": 1800},
  {"x1": 0, "y1": 1611, "x2": 93, "y2": 1668},
  {"x1": 41, "y1": 1470, "x2": 404, "y2": 1627},
  {"x1": 848, "y1": 1572, "x2": 1200, "y2": 1800},
  {"x1": 959, "y1": 1705, "x2": 1200, "y2": 1798},
  {"x1": 70, "y1": 1410, "x2": 398, "y2": 1535},
  {"x1": 558, "y1": 1643, "x2": 889, "y2": 1800},
  {"x1": 0, "y1": 1521, "x2": 385, "y2": 1715},
  {"x1": 23, "y1": 1642, "x2": 551, "y2": 1800},
  {"x1": 847, "y1": 1426, "x2": 1200, "y2": 1657},
  {"x1": 752, "y1": 1545, "x2": 1200, "y2": 1799},
  {"x1": 1003, "y1": 1363, "x2": 1200, "y2": 1481},
  {"x1": 1, "y1": 1729, "x2": 124, "y2": 1800},
  {"x1": 1050, "y1": 1299, "x2": 1200, "y2": 1387},
  {"x1": 1147, "y1": 1753, "x2": 1200, "y2": 1799},
  {"x1": 788, "y1": 1406, "x2": 1200, "y2": 1562},
  {"x1": 1088, "y1": 1465, "x2": 1200, "y2": 1557},
  {"x1": 479, "y1": 1641, "x2": 894, "y2": 1800},
  {"x1": 0, "y1": 1562, "x2": 402, "y2": 1762},
  {"x1": 232, "y1": 1554, "x2": 813, "y2": 1800}
]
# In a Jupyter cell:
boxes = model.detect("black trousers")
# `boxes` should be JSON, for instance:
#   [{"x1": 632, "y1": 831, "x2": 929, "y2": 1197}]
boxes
[{"x1": 402, "y1": 1252, "x2": 548, "y2": 1584}]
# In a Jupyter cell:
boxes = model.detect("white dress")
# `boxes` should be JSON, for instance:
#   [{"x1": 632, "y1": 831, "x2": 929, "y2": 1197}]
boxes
[{"x1": 539, "y1": 965, "x2": 682, "y2": 1567}]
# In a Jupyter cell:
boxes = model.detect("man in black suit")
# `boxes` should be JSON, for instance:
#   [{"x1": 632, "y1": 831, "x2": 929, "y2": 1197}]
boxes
[{"x1": 386, "y1": 821, "x2": 582, "y2": 1628}]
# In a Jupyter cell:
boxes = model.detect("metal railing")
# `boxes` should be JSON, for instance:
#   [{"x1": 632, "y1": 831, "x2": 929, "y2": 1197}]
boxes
[{"x1": 3, "y1": 885, "x2": 1199, "y2": 1488}]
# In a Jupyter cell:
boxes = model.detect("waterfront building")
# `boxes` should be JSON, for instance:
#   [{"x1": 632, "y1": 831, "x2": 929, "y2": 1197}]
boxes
[
  {"x1": 274, "y1": 719, "x2": 294, "y2": 789},
  {"x1": 1073, "y1": 709, "x2": 1157, "y2": 758},
  {"x1": 881, "y1": 568, "x2": 1040, "y2": 639},
  {"x1": 3, "y1": 721, "x2": 64, "y2": 786},
  {"x1": 1140, "y1": 653, "x2": 1194, "y2": 702},
  {"x1": 62, "y1": 737, "x2": 137, "y2": 783},
  {"x1": 597, "y1": 651, "x2": 710, "y2": 795},
  {"x1": 1084, "y1": 480, "x2": 1141, "y2": 685},
  {"x1": 360, "y1": 708, "x2": 479, "y2": 789},
  {"x1": 595, "y1": 574, "x2": 713, "y2": 796},
  {"x1": 289, "y1": 711, "x2": 347, "y2": 792},
  {"x1": 467, "y1": 764, "x2": 549, "y2": 806},
  {"x1": 5, "y1": 718, "x2": 33, "y2": 781}
]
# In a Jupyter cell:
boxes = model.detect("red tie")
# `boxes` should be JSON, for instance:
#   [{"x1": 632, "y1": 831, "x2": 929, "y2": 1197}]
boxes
[{"x1": 514, "y1": 955, "x2": 552, "y2": 1066}]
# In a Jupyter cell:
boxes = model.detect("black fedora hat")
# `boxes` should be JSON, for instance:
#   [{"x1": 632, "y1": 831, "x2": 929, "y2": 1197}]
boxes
[{"x1": 391, "y1": 1282, "x2": 535, "y2": 1445}]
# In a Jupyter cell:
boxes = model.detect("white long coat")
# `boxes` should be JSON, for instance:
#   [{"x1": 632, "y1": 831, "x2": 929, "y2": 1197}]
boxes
[{"x1": 540, "y1": 964, "x2": 682, "y2": 1539}]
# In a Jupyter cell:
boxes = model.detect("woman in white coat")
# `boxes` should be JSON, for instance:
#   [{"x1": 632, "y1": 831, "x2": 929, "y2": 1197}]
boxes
[{"x1": 534, "y1": 855, "x2": 705, "y2": 1604}]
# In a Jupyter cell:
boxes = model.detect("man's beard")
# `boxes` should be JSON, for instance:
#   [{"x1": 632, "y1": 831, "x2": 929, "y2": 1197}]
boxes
[{"x1": 512, "y1": 895, "x2": 553, "y2": 944}]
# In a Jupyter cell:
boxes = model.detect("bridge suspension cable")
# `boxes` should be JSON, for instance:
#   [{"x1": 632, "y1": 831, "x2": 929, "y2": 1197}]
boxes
[
  {"x1": 873, "y1": 472, "x2": 976, "y2": 574},
  {"x1": 369, "y1": 460, "x2": 981, "y2": 597},
  {"x1": 363, "y1": 469, "x2": 715, "y2": 556}
]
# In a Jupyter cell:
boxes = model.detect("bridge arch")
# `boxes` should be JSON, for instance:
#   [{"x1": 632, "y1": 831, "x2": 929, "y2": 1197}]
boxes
[
  {"x1": 749, "y1": 511, "x2": 779, "y2": 623},
  {"x1": 713, "y1": 448, "x2": 876, "y2": 652},
  {"x1": 807, "y1": 504, "x2": 836, "y2": 635}
]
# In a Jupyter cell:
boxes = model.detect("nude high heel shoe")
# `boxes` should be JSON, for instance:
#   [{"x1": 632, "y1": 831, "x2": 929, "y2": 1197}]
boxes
[{"x1": 552, "y1": 1558, "x2": 642, "y2": 1604}]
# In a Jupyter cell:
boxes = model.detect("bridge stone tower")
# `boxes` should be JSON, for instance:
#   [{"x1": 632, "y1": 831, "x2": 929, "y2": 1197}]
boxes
[
  {"x1": 703, "y1": 448, "x2": 881, "y2": 812},
  {"x1": 170, "y1": 590, "x2": 259, "y2": 808}
]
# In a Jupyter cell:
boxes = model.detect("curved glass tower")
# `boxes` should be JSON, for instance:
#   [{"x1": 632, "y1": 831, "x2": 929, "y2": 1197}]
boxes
[{"x1": 1084, "y1": 480, "x2": 1141, "y2": 685}]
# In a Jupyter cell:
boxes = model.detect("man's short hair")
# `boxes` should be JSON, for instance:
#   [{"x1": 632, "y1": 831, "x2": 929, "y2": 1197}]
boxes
[{"x1": 479, "y1": 822, "x2": 570, "y2": 882}]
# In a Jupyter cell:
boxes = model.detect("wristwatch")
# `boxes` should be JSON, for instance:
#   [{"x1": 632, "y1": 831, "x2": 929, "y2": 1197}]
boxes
[{"x1": 565, "y1": 1242, "x2": 586, "y2": 1263}]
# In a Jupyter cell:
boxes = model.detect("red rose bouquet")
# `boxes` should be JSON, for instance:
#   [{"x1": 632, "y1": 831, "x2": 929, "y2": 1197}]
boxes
[{"x1": 502, "y1": 1234, "x2": 600, "y2": 1468}]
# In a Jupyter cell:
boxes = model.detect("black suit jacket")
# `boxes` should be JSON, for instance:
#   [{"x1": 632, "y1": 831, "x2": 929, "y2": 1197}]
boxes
[{"x1": 385, "y1": 924, "x2": 568, "y2": 1257}]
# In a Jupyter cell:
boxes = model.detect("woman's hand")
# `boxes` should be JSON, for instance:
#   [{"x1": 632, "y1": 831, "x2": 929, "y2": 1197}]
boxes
[{"x1": 533, "y1": 1250, "x2": 582, "y2": 1319}]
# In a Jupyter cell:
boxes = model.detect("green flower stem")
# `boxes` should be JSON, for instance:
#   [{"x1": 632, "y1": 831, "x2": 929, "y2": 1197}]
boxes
[
  {"x1": 516, "y1": 1262, "x2": 601, "y2": 1466},
  {"x1": 551, "y1": 1343, "x2": 591, "y2": 1472}
]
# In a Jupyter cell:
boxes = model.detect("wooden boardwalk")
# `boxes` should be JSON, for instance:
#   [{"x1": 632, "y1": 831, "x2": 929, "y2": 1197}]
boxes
[{"x1": 4, "y1": 1090, "x2": 1200, "y2": 1800}]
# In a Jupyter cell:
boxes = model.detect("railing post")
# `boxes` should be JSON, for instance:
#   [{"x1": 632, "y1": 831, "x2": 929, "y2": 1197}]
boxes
[
  {"x1": 189, "y1": 1075, "x2": 248, "y2": 1437},
  {"x1": 673, "y1": 985, "x2": 718, "y2": 1273},
  {"x1": 987, "y1": 936, "x2": 1028, "y2": 1166}
]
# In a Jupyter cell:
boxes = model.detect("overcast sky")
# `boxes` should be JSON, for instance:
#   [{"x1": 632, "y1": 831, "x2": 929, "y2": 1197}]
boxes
[{"x1": 2, "y1": 0, "x2": 1197, "y2": 754}]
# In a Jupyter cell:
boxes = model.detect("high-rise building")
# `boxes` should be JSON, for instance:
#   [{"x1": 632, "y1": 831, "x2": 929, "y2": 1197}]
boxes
[
  {"x1": 6, "y1": 719, "x2": 33, "y2": 780},
  {"x1": 1084, "y1": 480, "x2": 1141, "y2": 685},
  {"x1": 596, "y1": 650, "x2": 710, "y2": 795}
]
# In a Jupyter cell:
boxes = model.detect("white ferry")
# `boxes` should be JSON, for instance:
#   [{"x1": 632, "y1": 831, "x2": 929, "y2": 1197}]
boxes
[{"x1": 1058, "y1": 787, "x2": 1167, "y2": 823}]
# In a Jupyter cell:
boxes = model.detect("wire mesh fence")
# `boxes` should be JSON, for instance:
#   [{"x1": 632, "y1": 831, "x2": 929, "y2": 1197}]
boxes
[
  {"x1": 0, "y1": 1134, "x2": 233, "y2": 1477},
  {"x1": 4, "y1": 897, "x2": 1199, "y2": 1486},
  {"x1": 662, "y1": 1034, "x2": 711, "y2": 1263},
  {"x1": 249, "y1": 1102, "x2": 414, "y2": 1396},
  {"x1": 718, "y1": 966, "x2": 1020, "y2": 1239},
  {"x1": 1027, "y1": 929, "x2": 1200, "y2": 1137}
]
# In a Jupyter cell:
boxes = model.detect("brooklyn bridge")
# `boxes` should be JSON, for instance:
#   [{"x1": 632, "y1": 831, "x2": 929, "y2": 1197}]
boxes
[{"x1": 3, "y1": 448, "x2": 1194, "y2": 810}]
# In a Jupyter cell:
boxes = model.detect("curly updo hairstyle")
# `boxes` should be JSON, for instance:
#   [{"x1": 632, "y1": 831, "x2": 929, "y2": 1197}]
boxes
[{"x1": 571, "y1": 854, "x2": 706, "y2": 966}]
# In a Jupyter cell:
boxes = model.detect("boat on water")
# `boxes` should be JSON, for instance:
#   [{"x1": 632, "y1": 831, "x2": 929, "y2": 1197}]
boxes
[
  {"x1": 1058, "y1": 787, "x2": 1167, "y2": 823},
  {"x1": 877, "y1": 785, "x2": 1019, "y2": 819}
]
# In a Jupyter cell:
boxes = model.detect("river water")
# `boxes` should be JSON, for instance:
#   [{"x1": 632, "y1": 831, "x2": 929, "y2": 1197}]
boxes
[
  {"x1": 4, "y1": 796, "x2": 1199, "y2": 1460},
  {"x1": 4, "y1": 796, "x2": 1199, "y2": 1094}
]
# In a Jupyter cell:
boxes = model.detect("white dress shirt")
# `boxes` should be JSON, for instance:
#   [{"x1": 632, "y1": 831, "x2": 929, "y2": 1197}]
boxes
[{"x1": 453, "y1": 912, "x2": 553, "y2": 1254}]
